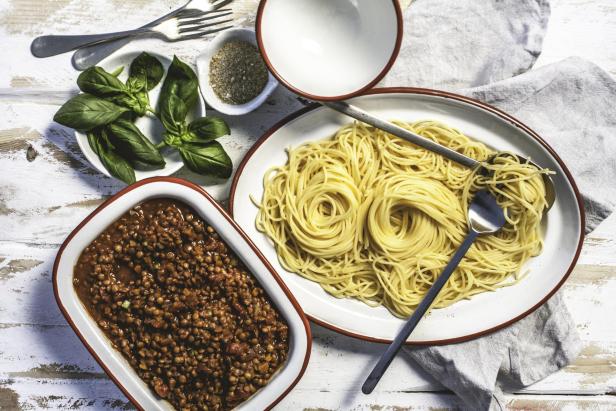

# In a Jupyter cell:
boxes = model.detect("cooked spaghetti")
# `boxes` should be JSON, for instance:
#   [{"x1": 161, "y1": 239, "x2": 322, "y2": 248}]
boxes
[{"x1": 254, "y1": 120, "x2": 551, "y2": 317}]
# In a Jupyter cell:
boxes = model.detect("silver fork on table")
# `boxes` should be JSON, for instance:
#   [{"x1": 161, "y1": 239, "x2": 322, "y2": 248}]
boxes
[
  {"x1": 71, "y1": 0, "x2": 235, "y2": 70},
  {"x1": 31, "y1": 0, "x2": 234, "y2": 60}
]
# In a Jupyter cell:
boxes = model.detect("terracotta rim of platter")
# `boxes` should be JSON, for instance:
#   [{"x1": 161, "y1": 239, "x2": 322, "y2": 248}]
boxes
[
  {"x1": 228, "y1": 87, "x2": 586, "y2": 345},
  {"x1": 255, "y1": 0, "x2": 404, "y2": 101},
  {"x1": 53, "y1": 176, "x2": 312, "y2": 410}
]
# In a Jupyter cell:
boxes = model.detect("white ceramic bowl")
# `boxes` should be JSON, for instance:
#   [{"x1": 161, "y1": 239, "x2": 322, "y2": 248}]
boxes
[
  {"x1": 53, "y1": 177, "x2": 311, "y2": 410},
  {"x1": 197, "y1": 28, "x2": 278, "y2": 115},
  {"x1": 256, "y1": 0, "x2": 403, "y2": 100},
  {"x1": 75, "y1": 52, "x2": 206, "y2": 182}
]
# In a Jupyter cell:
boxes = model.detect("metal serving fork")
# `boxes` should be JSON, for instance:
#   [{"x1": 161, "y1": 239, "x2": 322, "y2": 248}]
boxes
[
  {"x1": 362, "y1": 190, "x2": 506, "y2": 394},
  {"x1": 323, "y1": 101, "x2": 556, "y2": 210},
  {"x1": 31, "y1": 4, "x2": 233, "y2": 58},
  {"x1": 70, "y1": 0, "x2": 235, "y2": 70}
]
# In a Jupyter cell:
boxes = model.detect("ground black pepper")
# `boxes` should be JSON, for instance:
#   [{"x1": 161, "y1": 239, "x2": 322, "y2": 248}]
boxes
[{"x1": 209, "y1": 40, "x2": 269, "y2": 105}]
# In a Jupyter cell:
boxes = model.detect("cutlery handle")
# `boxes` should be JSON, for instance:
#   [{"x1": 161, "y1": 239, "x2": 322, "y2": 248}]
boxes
[
  {"x1": 362, "y1": 230, "x2": 479, "y2": 395},
  {"x1": 31, "y1": 29, "x2": 148, "y2": 58},
  {"x1": 71, "y1": 37, "x2": 133, "y2": 70},
  {"x1": 322, "y1": 101, "x2": 479, "y2": 169}
]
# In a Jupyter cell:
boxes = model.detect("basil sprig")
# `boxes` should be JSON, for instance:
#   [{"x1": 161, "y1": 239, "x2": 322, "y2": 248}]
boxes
[
  {"x1": 157, "y1": 56, "x2": 232, "y2": 178},
  {"x1": 76, "y1": 52, "x2": 164, "y2": 117},
  {"x1": 53, "y1": 53, "x2": 232, "y2": 184}
]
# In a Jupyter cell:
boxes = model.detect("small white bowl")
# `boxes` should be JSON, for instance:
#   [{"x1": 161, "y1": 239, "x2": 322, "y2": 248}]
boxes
[
  {"x1": 53, "y1": 177, "x2": 311, "y2": 410},
  {"x1": 75, "y1": 51, "x2": 206, "y2": 182},
  {"x1": 256, "y1": 0, "x2": 403, "y2": 101},
  {"x1": 197, "y1": 28, "x2": 278, "y2": 115}
]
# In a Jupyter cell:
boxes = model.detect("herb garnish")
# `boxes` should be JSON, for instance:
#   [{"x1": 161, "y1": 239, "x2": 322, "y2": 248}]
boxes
[
  {"x1": 157, "y1": 57, "x2": 232, "y2": 178},
  {"x1": 53, "y1": 53, "x2": 232, "y2": 184}
]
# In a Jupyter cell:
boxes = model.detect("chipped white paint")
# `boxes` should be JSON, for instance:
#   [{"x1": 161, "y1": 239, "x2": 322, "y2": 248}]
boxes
[{"x1": 1, "y1": 0, "x2": 615, "y2": 410}]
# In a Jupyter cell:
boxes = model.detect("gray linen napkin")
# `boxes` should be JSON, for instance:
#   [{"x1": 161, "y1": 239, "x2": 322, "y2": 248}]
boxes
[
  {"x1": 402, "y1": 57, "x2": 616, "y2": 411},
  {"x1": 383, "y1": 0, "x2": 551, "y2": 90}
]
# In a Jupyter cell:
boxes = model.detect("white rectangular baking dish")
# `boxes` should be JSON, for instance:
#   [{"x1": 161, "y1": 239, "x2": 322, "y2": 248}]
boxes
[{"x1": 53, "y1": 177, "x2": 311, "y2": 410}]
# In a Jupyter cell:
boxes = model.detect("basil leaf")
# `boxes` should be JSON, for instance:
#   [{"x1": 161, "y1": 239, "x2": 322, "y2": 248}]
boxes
[
  {"x1": 160, "y1": 94, "x2": 188, "y2": 134},
  {"x1": 179, "y1": 141, "x2": 232, "y2": 178},
  {"x1": 129, "y1": 52, "x2": 164, "y2": 91},
  {"x1": 77, "y1": 66, "x2": 127, "y2": 97},
  {"x1": 110, "y1": 66, "x2": 124, "y2": 77},
  {"x1": 107, "y1": 119, "x2": 165, "y2": 169},
  {"x1": 158, "y1": 55, "x2": 199, "y2": 115},
  {"x1": 54, "y1": 94, "x2": 129, "y2": 131},
  {"x1": 87, "y1": 129, "x2": 103, "y2": 156},
  {"x1": 185, "y1": 117, "x2": 230, "y2": 143},
  {"x1": 87, "y1": 129, "x2": 136, "y2": 184}
]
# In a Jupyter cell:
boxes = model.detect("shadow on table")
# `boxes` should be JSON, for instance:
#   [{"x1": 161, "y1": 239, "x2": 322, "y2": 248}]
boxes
[
  {"x1": 23, "y1": 255, "x2": 130, "y2": 407},
  {"x1": 308, "y1": 322, "x2": 443, "y2": 409},
  {"x1": 42, "y1": 123, "x2": 125, "y2": 196}
]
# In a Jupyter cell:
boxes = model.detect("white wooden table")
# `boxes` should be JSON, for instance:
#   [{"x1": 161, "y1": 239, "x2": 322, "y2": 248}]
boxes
[{"x1": 1, "y1": 0, "x2": 615, "y2": 409}]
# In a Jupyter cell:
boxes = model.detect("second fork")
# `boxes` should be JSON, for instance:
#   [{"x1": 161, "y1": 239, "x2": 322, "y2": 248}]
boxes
[{"x1": 31, "y1": 9, "x2": 233, "y2": 58}]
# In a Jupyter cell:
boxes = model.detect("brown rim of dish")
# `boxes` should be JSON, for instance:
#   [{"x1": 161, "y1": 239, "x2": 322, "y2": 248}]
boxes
[
  {"x1": 52, "y1": 176, "x2": 312, "y2": 411},
  {"x1": 255, "y1": 0, "x2": 404, "y2": 102},
  {"x1": 228, "y1": 86, "x2": 586, "y2": 346}
]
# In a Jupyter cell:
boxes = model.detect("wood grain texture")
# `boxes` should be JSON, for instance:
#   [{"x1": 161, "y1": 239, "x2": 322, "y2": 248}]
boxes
[{"x1": 0, "y1": 0, "x2": 615, "y2": 410}]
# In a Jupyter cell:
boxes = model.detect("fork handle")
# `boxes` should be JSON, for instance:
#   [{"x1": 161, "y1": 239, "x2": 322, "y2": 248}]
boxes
[
  {"x1": 71, "y1": 37, "x2": 133, "y2": 70},
  {"x1": 31, "y1": 28, "x2": 149, "y2": 58},
  {"x1": 323, "y1": 101, "x2": 479, "y2": 169},
  {"x1": 361, "y1": 229, "x2": 479, "y2": 395}
]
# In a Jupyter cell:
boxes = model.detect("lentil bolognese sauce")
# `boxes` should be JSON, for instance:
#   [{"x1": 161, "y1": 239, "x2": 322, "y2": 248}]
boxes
[{"x1": 73, "y1": 198, "x2": 289, "y2": 410}]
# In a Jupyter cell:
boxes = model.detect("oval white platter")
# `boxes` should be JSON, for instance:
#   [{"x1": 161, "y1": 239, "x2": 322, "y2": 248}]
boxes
[
  {"x1": 229, "y1": 88, "x2": 584, "y2": 344},
  {"x1": 75, "y1": 51, "x2": 206, "y2": 182}
]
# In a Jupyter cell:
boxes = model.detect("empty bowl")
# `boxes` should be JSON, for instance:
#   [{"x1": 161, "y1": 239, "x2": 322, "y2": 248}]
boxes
[{"x1": 256, "y1": 0, "x2": 403, "y2": 101}]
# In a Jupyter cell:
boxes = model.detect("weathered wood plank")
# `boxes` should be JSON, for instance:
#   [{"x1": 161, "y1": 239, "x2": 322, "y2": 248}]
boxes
[
  {"x1": 2, "y1": 96, "x2": 616, "y2": 253},
  {"x1": 3, "y1": 377, "x2": 616, "y2": 411},
  {"x1": 0, "y1": 241, "x2": 615, "y2": 399},
  {"x1": 0, "y1": 378, "x2": 132, "y2": 410},
  {"x1": 0, "y1": 92, "x2": 304, "y2": 245},
  {"x1": 1, "y1": 0, "x2": 616, "y2": 409},
  {"x1": 506, "y1": 394, "x2": 616, "y2": 411}
]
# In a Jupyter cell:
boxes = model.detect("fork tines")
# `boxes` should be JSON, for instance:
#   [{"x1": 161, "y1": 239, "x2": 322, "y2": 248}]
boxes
[
  {"x1": 177, "y1": 10, "x2": 234, "y2": 38},
  {"x1": 178, "y1": 9, "x2": 233, "y2": 28}
]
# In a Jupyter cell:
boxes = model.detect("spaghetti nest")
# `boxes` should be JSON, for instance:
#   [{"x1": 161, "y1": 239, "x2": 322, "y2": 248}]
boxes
[{"x1": 255, "y1": 120, "x2": 551, "y2": 317}]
